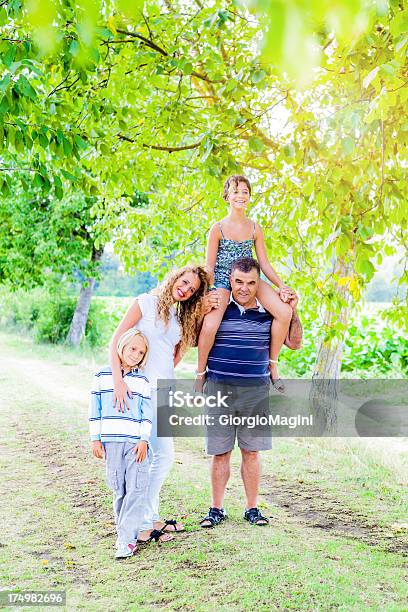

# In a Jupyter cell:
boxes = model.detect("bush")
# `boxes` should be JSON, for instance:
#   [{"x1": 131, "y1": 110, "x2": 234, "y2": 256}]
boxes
[
  {"x1": 280, "y1": 313, "x2": 408, "y2": 376},
  {"x1": 0, "y1": 288, "x2": 117, "y2": 348},
  {"x1": 34, "y1": 293, "x2": 77, "y2": 343},
  {"x1": 1, "y1": 288, "x2": 406, "y2": 374}
]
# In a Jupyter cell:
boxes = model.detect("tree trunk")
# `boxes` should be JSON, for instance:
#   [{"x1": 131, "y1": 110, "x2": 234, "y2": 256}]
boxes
[
  {"x1": 310, "y1": 259, "x2": 351, "y2": 435},
  {"x1": 66, "y1": 246, "x2": 103, "y2": 347}
]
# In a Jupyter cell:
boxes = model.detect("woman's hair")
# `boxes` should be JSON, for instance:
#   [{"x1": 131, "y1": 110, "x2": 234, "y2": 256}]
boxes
[
  {"x1": 223, "y1": 175, "x2": 252, "y2": 201},
  {"x1": 117, "y1": 329, "x2": 149, "y2": 370},
  {"x1": 153, "y1": 265, "x2": 210, "y2": 354}
]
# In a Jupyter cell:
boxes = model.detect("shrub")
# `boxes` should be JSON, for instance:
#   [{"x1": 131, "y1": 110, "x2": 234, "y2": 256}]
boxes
[
  {"x1": 280, "y1": 313, "x2": 407, "y2": 376},
  {"x1": 0, "y1": 288, "x2": 118, "y2": 348}
]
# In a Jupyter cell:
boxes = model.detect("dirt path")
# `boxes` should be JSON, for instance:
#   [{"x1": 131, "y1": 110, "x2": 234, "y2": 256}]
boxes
[
  {"x1": 3, "y1": 343, "x2": 408, "y2": 559},
  {"x1": 1, "y1": 334, "x2": 407, "y2": 610}
]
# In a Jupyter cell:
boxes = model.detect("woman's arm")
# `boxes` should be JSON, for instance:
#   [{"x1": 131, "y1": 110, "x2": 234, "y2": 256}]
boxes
[
  {"x1": 254, "y1": 224, "x2": 286, "y2": 288},
  {"x1": 174, "y1": 342, "x2": 183, "y2": 368},
  {"x1": 109, "y1": 299, "x2": 143, "y2": 412},
  {"x1": 205, "y1": 224, "x2": 221, "y2": 286}
]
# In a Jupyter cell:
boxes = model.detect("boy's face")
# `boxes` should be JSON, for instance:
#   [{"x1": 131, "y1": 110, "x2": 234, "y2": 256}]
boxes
[
  {"x1": 122, "y1": 336, "x2": 147, "y2": 369},
  {"x1": 227, "y1": 181, "x2": 250, "y2": 210}
]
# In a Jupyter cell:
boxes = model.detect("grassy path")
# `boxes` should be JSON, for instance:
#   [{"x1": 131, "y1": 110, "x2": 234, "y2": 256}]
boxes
[{"x1": 0, "y1": 332, "x2": 407, "y2": 611}]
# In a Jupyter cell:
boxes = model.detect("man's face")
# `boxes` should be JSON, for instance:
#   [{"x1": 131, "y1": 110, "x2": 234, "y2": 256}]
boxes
[{"x1": 230, "y1": 267, "x2": 259, "y2": 306}]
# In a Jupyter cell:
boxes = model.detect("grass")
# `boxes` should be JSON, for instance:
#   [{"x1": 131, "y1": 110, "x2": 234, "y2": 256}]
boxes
[{"x1": 0, "y1": 331, "x2": 407, "y2": 611}]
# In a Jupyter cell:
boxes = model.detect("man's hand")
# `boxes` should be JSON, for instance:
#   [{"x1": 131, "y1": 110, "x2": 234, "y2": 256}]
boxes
[
  {"x1": 92, "y1": 440, "x2": 105, "y2": 459},
  {"x1": 113, "y1": 378, "x2": 132, "y2": 413},
  {"x1": 202, "y1": 290, "x2": 221, "y2": 316},
  {"x1": 133, "y1": 440, "x2": 148, "y2": 463}
]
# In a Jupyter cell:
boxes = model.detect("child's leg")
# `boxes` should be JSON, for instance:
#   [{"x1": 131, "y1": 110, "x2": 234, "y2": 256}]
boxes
[
  {"x1": 256, "y1": 279, "x2": 292, "y2": 385},
  {"x1": 115, "y1": 442, "x2": 150, "y2": 545},
  {"x1": 196, "y1": 288, "x2": 231, "y2": 391},
  {"x1": 104, "y1": 443, "x2": 126, "y2": 536}
]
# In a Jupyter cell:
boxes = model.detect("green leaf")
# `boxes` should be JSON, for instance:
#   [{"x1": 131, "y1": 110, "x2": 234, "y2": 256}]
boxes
[
  {"x1": 74, "y1": 135, "x2": 88, "y2": 150},
  {"x1": 69, "y1": 40, "x2": 80, "y2": 57},
  {"x1": 63, "y1": 137, "x2": 72, "y2": 156},
  {"x1": 363, "y1": 66, "x2": 379, "y2": 89},
  {"x1": 54, "y1": 175, "x2": 63, "y2": 200},
  {"x1": 0, "y1": 95, "x2": 9, "y2": 115},
  {"x1": 0, "y1": 75, "x2": 11, "y2": 92},
  {"x1": 61, "y1": 169, "x2": 78, "y2": 182},
  {"x1": 248, "y1": 136, "x2": 265, "y2": 153},
  {"x1": 183, "y1": 62, "x2": 193, "y2": 75},
  {"x1": 357, "y1": 258, "x2": 375, "y2": 280},
  {"x1": 3, "y1": 45, "x2": 16, "y2": 68},
  {"x1": 341, "y1": 137, "x2": 355, "y2": 155},
  {"x1": 39, "y1": 133, "x2": 48, "y2": 148},
  {"x1": 251, "y1": 69, "x2": 267, "y2": 84}
]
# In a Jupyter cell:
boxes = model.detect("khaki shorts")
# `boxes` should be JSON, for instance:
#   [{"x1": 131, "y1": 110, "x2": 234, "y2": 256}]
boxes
[{"x1": 204, "y1": 379, "x2": 272, "y2": 455}]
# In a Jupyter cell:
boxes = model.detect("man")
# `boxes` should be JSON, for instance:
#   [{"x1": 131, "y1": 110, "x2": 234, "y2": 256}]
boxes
[{"x1": 200, "y1": 257, "x2": 297, "y2": 528}]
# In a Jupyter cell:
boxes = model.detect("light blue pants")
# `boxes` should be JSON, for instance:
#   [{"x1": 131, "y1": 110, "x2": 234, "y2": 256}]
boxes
[
  {"x1": 140, "y1": 388, "x2": 175, "y2": 532},
  {"x1": 104, "y1": 441, "x2": 149, "y2": 545}
]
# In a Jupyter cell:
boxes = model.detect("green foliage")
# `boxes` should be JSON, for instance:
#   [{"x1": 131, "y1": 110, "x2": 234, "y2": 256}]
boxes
[
  {"x1": 0, "y1": 288, "x2": 116, "y2": 347},
  {"x1": 0, "y1": 1, "x2": 406, "y2": 370},
  {"x1": 342, "y1": 318, "x2": 408, "y2": 373},
  {"x1": 281, "y1": 311, "x2": 408, "y2": 376},
  {"x1": 34, "y1": 293, "x2": 78, "y2": 344},
  {"x1": 0, "y1": 184, "x2": 99, "y2": 286}
]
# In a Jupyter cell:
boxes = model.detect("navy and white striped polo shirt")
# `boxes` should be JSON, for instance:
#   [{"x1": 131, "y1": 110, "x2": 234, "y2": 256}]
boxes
[{"x1": 207, "y1": 295, "x2": 272, "y2": 386}]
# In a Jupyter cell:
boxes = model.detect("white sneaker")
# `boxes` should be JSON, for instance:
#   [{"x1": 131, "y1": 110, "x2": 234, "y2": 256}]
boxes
[{"x1": 115, "y1": 542, "x2": 137, "y2": 559}]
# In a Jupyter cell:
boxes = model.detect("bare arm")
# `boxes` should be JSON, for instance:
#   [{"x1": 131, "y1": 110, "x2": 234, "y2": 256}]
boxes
[
  {"x1": 254, "y1": 224, "x2": 285, "y2": 288},
  {"x1": 109, "y1": 299, "x2": 143, "y2": 412},
  {"x1": 174, "y1": 342, "x2": 182, "y2": 368},
  {"x1": 205, "y1": 224, "x2": 221, "y2": 286}
]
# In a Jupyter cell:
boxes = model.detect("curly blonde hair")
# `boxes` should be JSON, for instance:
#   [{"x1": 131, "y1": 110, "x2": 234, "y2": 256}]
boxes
[{"x1": 153, "y1": 265, "x2": 210, "y2": 354}]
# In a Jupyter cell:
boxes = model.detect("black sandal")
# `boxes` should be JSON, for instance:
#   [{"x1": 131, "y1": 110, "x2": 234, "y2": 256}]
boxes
[
  {"x1": 244, "y1": 507, "x2": 269, "y2": 526},
  {"x1": 200, "y1": 507, "x2": 227, "y2": 528},
  {"x1": 162, "y1": 519, "x2": 185, "y2": 533},
  {"x1": 137, "y1": 529, "x2": 171, "y2": 544}
]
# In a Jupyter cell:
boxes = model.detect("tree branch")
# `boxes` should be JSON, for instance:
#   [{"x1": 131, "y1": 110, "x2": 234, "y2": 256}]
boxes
[
  {"x1": 47, "y1": 74, "x2": 80, "y2": 97},
  {"x1": 116, "y1": 28, "x2": 168, "y2": 56},
  {"x1": 379, "y1": 119, "x2": 385, "y2": 204},
  {"x1": 142, "y1": 140, "x2": 203, "y2": 152},
  {"x1": 101, "y1": 39, "x2": 137, "y2": 45},
  {"x1": 117, "y1": 133, "x2": 203, "y2": 152},
  {"x1": 182, "y1": 196, "x2": 204, "y2": 212},
  {"x1": 0, "y1": 166, "x2": 34, "y2": 172}
]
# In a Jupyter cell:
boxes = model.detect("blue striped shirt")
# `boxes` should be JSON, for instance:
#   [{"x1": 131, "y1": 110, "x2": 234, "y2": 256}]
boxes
[
  {"x1": 89, "y1": 367, "x2": 152, "y2": 443},
  {"x1": 207, "y1": 296, "x2": 272, "y2": 386}
]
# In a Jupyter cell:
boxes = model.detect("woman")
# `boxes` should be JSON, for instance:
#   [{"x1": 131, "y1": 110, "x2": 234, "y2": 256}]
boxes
[{"x1": 110, "y1": 265, "x2": 218, "y2": 543}]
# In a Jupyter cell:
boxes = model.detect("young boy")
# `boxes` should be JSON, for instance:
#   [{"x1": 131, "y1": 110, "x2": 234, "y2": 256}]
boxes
[{"x1": 89, "y1": 329, "x2": 152, "y2": 559}]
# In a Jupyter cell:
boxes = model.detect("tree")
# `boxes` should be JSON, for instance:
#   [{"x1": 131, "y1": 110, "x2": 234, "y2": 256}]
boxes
[{"x1": 0, "y1": 0, "x2": 406, "y2": 372}]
